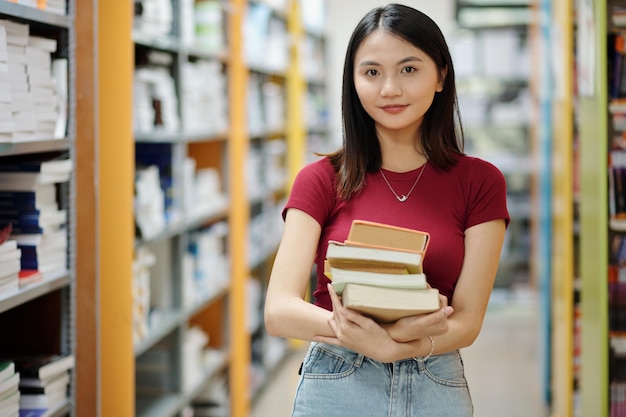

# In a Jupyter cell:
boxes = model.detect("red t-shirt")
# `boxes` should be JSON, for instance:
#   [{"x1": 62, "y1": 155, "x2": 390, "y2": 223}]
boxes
[{"x1": 283, "y1": 155, "x2": 510, "y2": 311}]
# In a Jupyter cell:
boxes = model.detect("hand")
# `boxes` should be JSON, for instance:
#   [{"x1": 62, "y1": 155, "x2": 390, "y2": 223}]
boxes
[
  {"x1": 383, "y1": 293, "x2": 453, "y2": 343},
  {"x1": 313, "y1": 284, "x2": 400, "y2": 363}
]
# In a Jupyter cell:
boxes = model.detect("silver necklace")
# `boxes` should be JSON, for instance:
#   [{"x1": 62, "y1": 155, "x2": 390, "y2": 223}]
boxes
[{"x1": 379, "y1": 163, "x2": 426, "y2": 203}]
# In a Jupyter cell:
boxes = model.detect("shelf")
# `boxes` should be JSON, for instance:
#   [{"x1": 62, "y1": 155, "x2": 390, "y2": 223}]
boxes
[
  {"x1": 136, "y1": 394, "x2": 181, "y2": 417},
  {"x1": 133, "y1": 31, "x2": 181, "y2": 53},
  {"x1": 134, "y1": 131, "x2": 229, "y2": 144},
  {"x1": 185, "y1": 283, "x2": 230, "y2": 319},
  {"x1": 0, "y1": 271, "x2": 70, "y2": 314},
  {"x1": 0, "y1": 1, "x2": 69, "y2": 27},
  {"x1": 134, "y1": 310, "x2": 182, "y2": 357},
  {"x1": 135, "y1": 205, "x2": 229, "y2": 247},
  {"x1": 0, "y1": 139, "x2": 70, "y2": 157}
]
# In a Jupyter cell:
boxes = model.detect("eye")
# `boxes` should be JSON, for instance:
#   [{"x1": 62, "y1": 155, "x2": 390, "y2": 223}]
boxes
[
  {"x1": 364, "y1": 69, "x2": 379, "y2": 77},
  {"x1": 402, "y1": 66, "x2": 417, "y2": 74}
]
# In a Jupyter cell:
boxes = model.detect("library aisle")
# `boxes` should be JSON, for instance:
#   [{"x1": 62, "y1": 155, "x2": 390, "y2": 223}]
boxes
[{"x1": 251, "y1": 287, "x2": 548, "y2": 417}]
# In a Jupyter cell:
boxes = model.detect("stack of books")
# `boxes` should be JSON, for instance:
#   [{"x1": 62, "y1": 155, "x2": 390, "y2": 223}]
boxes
[
  {"x1": 0, "y1": 238, "x2": 20, "y2": 296},
  {"x1": 325, "y1": 220, "x2": 440, "y2": 323},
  {"x1": 0, "y1": 361, "x2": 19, "y2": 417},
  {"x1": 0, "y1": 20, "x2": 67, "y2": 143},
  {"x1": 12, "y1": 353, "x2": 74, "y2": 416},
  {"x1": 0, "y1": 153, "x2": 72, "y2": 280}
]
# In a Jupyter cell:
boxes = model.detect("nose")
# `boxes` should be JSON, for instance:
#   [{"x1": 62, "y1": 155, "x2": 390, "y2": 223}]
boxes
[{"x1": 380, "y1": 75, "x2": 402, "y2": 97}]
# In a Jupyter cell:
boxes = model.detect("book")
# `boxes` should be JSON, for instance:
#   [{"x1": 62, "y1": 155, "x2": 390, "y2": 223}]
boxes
[
  {"x1": 326, "y1": 241, "x2": 424, "y2": 274},
  {"x1": 0, "y1": 363, "x2": 14, "y2": 384},
  {"x1": 0, "y1": 392, "x2": 18, "y2": 417},
  {"x1": 329, "y1": 267, "x2": 427, "y2": 294},
  {"x1": 0, "y1": 373, "x2": 18, "y2": 398},
  {"x1": 324, "y1": 259, "x2": 409, "y2": 276},
  {"x1": 341, "y1": 284, "x2": 440, "y2": 323},
  {"x1": 19, "y1": 371, "x2": 68, "y2": 392},
  {"x1": 0, "y1": 154, "x2": 71, "y2": 177},
  {"x1": 345, "y1": 219, "x2": 429, "y2": 253},
  {"x1": 17, "y1": 270, "x2": 42, "y2": 288},
  {"x1": 11, "y1": 354, "x2": 74, "y2": 384}
]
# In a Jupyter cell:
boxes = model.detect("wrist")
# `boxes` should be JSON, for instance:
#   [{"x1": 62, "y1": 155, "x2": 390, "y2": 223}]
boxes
[{"x1": 422, "y1": 336, "x2": 434, "y2": 360}]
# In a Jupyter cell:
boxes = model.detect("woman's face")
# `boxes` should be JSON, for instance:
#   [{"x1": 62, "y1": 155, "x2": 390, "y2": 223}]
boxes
[{"x1": 353, "y1": 30, "x2": 444, "y2": 138}]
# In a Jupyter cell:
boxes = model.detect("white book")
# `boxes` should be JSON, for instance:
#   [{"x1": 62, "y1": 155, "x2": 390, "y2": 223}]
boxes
[
  {"x1": 27, "y1": 37, "x2": 57, "y2": 53},
  {"x1": 0, "y1": 249, "x2": 20, "y2": 264},
  {"x1": 0, "y1": 121, "x2": 13, "y2": 133},
  {"x1": 7, "y1": 63, "x2": 25, "y2": 75},
  {"x1": 7, "y1": 45, "x2": 25, "y2": 64},
  {"x1": 0, "y1": 241, "x2": 17, "y2": 255},
  {"x1": 0, "y1": 21, "x2": 28, "y2": 47},
  {"x1": 0, "y1": 259, "x2": 19, "y2": 280},
  {"x1": 13, "y1": 112, "x2": 36, "y2": 132},
  {"x1": 52, "y1": 59, "x2": 67, "y2": 139},
  {"x1": 12, "y1": 230, "x2": 67, "y2": 248},
  {"x1": 0, "y1": 373, "x2": 18, "y2": 396}
]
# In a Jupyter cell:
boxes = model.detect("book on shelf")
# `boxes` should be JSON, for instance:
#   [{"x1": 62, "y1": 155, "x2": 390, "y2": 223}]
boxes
[
  {"x1": 10, "y1": 354, "x2": 74, "y2": 385},
  {"x1": 0, "y1": 391, "x2": 19, "y2": 417},
  {"x1": 327, "y1": 220, "x2": 438, "y2": 322},
  {"x1": 0, "y1": 259, "x2": 20, "y2": 278},
  {"x1": 0, "y1": 373, "x2": 18, "y2": 400},
  {"x1": 0, "y1": 363, "x2": 14, "y2": 385},
  {"x1": 341, "y1": 283, "x2": 440, "y2": 323},
  {"x1": 17, "y1": 270, "x2": 42, "y2": 288},
  {"x1": 19, "y1": 372, "x2": 68, "y2": 416},
  {"x1": 0, "y1": 362, "x2": 19, "y2": 417}
]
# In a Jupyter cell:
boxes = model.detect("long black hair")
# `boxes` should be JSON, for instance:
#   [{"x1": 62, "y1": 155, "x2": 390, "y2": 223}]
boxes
[{"x1": 327, "y1": 3, "x2": 464, "y2": 200}]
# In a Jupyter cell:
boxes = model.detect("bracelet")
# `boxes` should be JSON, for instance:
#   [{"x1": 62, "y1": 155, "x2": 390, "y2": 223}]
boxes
[{"x1": 423, "y1": 336, "x2": 434, "y2": 361}]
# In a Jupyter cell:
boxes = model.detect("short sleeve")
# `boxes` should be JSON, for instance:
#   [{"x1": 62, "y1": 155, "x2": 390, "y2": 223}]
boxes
[
  {"x1": 464, "y1": 159, "x2": 510, "y2": 229},
  {"x1": 282, "y1": 158, "x2": 337, "y2": 227}
]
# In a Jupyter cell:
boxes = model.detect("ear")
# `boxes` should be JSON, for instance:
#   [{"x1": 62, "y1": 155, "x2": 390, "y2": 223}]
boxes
[{"x1": 436, "y1": 65, "x2": 448, "y2": 92}]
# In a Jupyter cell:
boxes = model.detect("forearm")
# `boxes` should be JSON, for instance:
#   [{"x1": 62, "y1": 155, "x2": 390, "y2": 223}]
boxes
[
  {"x1": 384, "y1": 311, "x2": 481, "y2": 361},
  {"x1": 265, "y1": 296, "x2": 335, "y2": 341}
]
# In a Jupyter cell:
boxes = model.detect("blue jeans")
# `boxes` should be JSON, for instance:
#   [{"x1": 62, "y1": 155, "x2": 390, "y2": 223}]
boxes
[{"x1": 291, "y1": 342, "x2": 474, "y2": 417}]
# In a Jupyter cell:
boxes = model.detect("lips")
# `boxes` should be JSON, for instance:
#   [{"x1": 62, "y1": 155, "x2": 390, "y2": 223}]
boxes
[{"x1": 380, "y1": 104, "x2": 408, "y2": 114}]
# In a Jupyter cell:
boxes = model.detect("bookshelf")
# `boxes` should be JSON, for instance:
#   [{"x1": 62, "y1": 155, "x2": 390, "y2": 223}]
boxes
[
  {"x1": 0, "y1": 2, "x2": 74, "y2": 417},
  {"x1": 550, "y1": 0, "x2": 626, "y2": 416},
  {"x1": 127, "y1": 0, "x2": 328, "y2": 416},
  {"x1": 0, "y1": 1, "x2": 327, "y2": 415}
]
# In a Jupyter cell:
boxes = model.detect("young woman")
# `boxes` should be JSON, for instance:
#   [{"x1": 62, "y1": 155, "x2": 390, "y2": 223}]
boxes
[{"x1": 265, "y1": 4, "x2": 509, "y2": 416}]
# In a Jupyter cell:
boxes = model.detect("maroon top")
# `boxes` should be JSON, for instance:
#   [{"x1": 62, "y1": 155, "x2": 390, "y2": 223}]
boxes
[{"x1": 283, "y1": 155, "x2": 510, "y2": 311}]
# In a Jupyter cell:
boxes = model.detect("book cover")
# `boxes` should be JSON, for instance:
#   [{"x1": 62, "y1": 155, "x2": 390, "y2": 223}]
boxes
[
  {"x1": 330, "y1": 267, "x2": 427, "y2": 294},
  {"x1": 341, "y1": 284, "x2": 440, "y2": 323},
  {"x1": 326, "y1": 241, "x2": 424, "y2": 274},
  {"x1": 345, "y1": 220, "x2": 430, "y2": 254}
]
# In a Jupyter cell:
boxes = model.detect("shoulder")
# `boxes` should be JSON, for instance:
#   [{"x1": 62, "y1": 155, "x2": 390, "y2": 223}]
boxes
[
  {"x1": 445, "y1": 154, "x2": 506, "y2": 184},
  {"x1": 454, "y1": 154, "x2": 504, "y2": 175},
  {"x1": 295, "y1": 157, "x2": 337, "y2": 184}
]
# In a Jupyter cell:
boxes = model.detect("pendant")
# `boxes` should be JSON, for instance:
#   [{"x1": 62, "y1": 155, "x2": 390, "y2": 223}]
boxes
[{"x1": 397, "y1": 195, "x2": 408, "y2": 202}]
